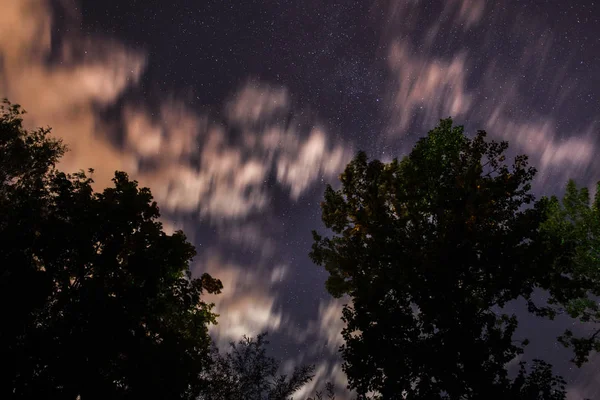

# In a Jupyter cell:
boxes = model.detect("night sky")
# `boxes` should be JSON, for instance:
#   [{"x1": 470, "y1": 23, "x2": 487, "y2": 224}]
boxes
[{"x1": 1, "y1": 0, "x2": 599, "y2": 398}]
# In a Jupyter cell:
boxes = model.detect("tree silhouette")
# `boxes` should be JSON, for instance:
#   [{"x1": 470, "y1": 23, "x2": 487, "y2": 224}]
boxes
[
  {"x1": 0, "y1": 100, "x2": 222, "y2": 399},
  {"x1": 200, "y1": 333, "x2": 315, "y2": 400},
  {"x1": 310, "y1": 119, "x2": 566, "y2": 399},
  {"x1": 509, "y1": 360, "x2": 567, "y2": 400},
  {"x1": 307, "y1": 382, "x2": 337, "y2": 400},
  {"x1": 534, "y1": 179, "x2": 600, "y2": 367}
]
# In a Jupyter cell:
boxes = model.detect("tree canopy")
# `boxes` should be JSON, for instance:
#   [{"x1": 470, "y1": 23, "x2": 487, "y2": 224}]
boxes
[
  {"x1": 534, "y1": 179, "x2": 600, "y2": 367},
  {"x1": 200, "y1": 333, "x2": 315, "y2": 400},
  {"x1": 310, "y1": 119, "x2": 569, "y2": 399},
  {"x1": 0, "y1": 100, "x2": 223, "y2": 399}
]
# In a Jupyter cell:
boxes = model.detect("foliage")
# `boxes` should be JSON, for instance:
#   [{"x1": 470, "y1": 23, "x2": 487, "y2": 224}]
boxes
[
  {"x1": 0, "y1": 99, "x2": 65, "y2": 191},
  {"x1": 0, "y1": 100, "x2": 223, "y2": 399},
  {"x1": 307, "y1": 382, "x2": 337, "y2": 400},
  {"x1": 508, "y1": 360, "x2": 567, "y2": 400},
  {"x1": 200, "y1": 333, "x2": 315, "y2": 400},
  {"x1": 310, "y1": 119, "x2": 565, "y2": 399},
  {"x1": 535, "y1": 179, "x2": 600, "y2": 367}
]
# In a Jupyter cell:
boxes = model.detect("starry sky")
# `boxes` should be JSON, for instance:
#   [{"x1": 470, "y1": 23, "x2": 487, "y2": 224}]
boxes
[{"x1": 1, "y1": 0, "x2": 599, "y2": 398}]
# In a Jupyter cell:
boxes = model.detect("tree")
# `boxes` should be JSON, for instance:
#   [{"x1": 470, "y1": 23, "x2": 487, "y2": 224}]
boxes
[
  {"x1": 534, "y1": 179, "x2": 600, "y2": 367},
  {"x1": 0, "y1": 100, "x2": 223, "y2": 399},
  {"x1": 508, "y1": 360, "x2": 567, "y2": 400},
  {"x1": 200, "y1": 333, "x2": 315, "y2": 400},
  {"x1": 310, "y1": 119, "x2": 565, "y2": 399},
  {"x1": 307, "y1": 382, "x2": 337, "y2": 400}
]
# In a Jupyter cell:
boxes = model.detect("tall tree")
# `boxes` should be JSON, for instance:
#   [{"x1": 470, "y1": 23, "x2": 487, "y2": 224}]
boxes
[
  {"x1": 200, "y1": 333, "x2": 315, "y2": 400},
  {"x1": 310, "y1": 119, "x2": 566, "y2": 399},
  {"x1": 534, "y1": 179, "x2": 600, "y2": 367},
  {"x1": 0, "y1": 100, "x2": 223, "y2": 400}
]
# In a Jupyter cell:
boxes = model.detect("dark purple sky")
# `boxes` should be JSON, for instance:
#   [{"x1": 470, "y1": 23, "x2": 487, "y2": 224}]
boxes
[{"x1": 1, "y1": 0, "x2": 599, "y2": 398}]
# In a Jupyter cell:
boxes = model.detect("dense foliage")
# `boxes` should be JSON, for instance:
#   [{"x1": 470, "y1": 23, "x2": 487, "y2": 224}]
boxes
[
  {"x1": 310, "y1": 119, "x2": 569, "y2": 399},
  {"x1": 535, "y1": 180, "x2": 600, "y2": 367},
  {"x1": 0, "y1": 100, "x2": 223, "y2": 399}
]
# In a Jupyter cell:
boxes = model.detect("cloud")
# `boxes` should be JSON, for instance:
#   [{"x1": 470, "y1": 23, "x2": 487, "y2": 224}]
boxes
[
  {"x1": 485, "y1": 114, "x2": 596, "y2": 183},
  {"x1": 272, "y1": 298, "x2": 354, "y2": 398},
  {"x1": 292, "y1": 361, "x2": 350, "y2": 400},
  {"x1": 314, "y1": 299, "x2": 346, "y2": 351},
  {"x1": 270, "y1": 265, "x2": 288, "y2": 284},
  {"x1": 125, "y1": 87, "x2": 352, "y2": 219},
  {"x1": 446, "y1": 0, "x2": 485, "y2": 29},
  {"x1": 216, "y1": 221, "x2": 278, "y2": 260},
  {"x1": 125, "y1": 108, "x2": 271, "y2": 217},
  {"x1": 199, "y1": 255, "x2": 285, "y2": 347},
  {"x1": 0, "y1": 0, "x2": 144, "y2": 187},
  {"x1": 382, "y1": 0, "x2": 599, "y2": 191},
  {"x1": 124, "y1": 102, "x2": 203, "y2": 160},
  {"x1": 387, "y1": 41, "x2": 472, "y2": 135},
  {"x1": 226, "y1": 84, "x2": 289, "y2": 124},
  {"x1": 384, "y1": 0, "x2": 484, "y2": 39},
  {"x1": 268, "y1": 126, "x2": 349, "y2": 199},
  {"x1": 0, "y1": 0, "x2": 352, "y2": 222},
  {"x1": 288, "y1": 298, "x2": 346, "y2": 353},
  {"x1": 0, "y1": 0, "x2": 51, "y2": 63}
]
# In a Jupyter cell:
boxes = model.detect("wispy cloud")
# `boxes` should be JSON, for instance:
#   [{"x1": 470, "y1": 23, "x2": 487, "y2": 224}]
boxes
[
  {"x1": 0, "y1": 0, "x2": 144, "y2": 186},
  {"x1": 387, "y1": 41, "x2": 472, "y2": 134},
  {"x1": 381, "y1": 0, "x2": 598, "y2": 191},
  {"x1": 199, "y1": 253, "x2": 285, "y2": 347},
  {"x1": 0, "y1": 0, "x2": 353, "y2": 221}
]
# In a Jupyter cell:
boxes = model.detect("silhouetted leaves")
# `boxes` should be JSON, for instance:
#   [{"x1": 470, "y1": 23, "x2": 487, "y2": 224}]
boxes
[
  {"x1": 509, "y1": 360, "x2": 567, "y2": 400},
  {"x1": 536, "y1": 179, "x2": 600, "y2": 367},
  {"x1": 0, "y1": 101, "x2": 222, "y2": 399},
  {"x1": 311, "y1": 119, "x2": 565, "y2": 399},
  {"x1": 200, "y1": 333, "x2": 315, "y2": 400},
  {"x1": 307, "y1": 382, "x2": 337, "y2": 400}
]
